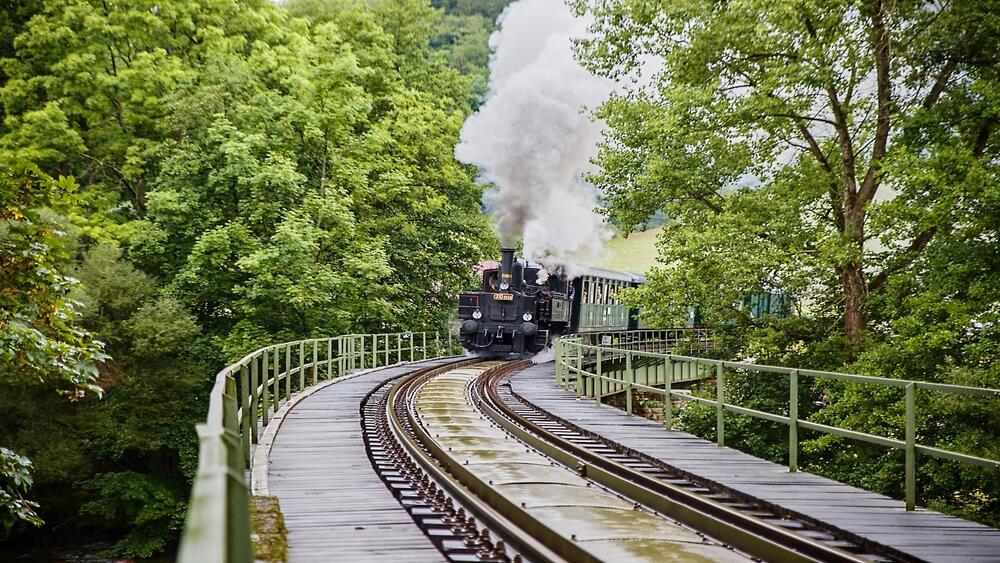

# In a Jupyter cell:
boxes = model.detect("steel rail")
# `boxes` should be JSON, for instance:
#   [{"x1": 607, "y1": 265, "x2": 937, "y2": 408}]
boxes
[
  {"x1": 381, "y1": 361, "x2": 570, "y2": 563},
  {"x1": 556, "y1": 336, "x2": 1000, "y2": 512},
  {"x1": 474, "y1": 363, "x2": 877, "y2": 563}
]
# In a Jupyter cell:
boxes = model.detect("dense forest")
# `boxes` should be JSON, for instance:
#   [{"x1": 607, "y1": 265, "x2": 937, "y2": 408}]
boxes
[{"x1": 0, "y1": 0, "x2": 506, "y2": 557}]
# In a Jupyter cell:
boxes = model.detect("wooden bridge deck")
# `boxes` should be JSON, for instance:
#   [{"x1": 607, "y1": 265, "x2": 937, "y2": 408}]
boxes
[
  {"x1": 266, "y1": 359, "x2": 456, "y2": 563},
  {"x1": 512, "y1": 362, "x2": 1000, "y2": 563}
]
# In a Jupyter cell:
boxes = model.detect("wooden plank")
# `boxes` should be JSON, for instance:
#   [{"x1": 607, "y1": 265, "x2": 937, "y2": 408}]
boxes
[
  {"x1": 512, "y1": 363, "x2": 1000, "y2": 563},
  {"x1": 268, "y1": 359, "x2": 456, "y2": 563}
]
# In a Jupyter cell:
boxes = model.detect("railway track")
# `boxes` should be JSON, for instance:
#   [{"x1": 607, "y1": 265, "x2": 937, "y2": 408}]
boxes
[{"x1": 362, "y1": 360, "x2": 901, "y2": 563}]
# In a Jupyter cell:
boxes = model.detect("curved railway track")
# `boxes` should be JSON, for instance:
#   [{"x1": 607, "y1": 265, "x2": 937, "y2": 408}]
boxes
[{"x1": 362, "y1": 360, "x2": 901, "y2": 563}]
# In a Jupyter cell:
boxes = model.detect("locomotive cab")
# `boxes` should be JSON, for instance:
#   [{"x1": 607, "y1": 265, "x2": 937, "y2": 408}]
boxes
[{"x1": 458, "y1": 249, "x2": 572, "y2": 356}]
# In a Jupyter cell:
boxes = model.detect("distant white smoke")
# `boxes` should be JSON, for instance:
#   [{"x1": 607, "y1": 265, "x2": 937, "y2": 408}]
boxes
[
  {"x1": 535, "y1": 267, "x2": 550, "y2": 284},
  {"x1": 455, "y1": 0, "x2": 613, "y2": 263}
]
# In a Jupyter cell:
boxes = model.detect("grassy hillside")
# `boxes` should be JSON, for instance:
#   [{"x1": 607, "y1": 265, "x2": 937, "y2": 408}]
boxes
[{"x1": 600, "y1": 227, "x2": 662, "y2": 274}]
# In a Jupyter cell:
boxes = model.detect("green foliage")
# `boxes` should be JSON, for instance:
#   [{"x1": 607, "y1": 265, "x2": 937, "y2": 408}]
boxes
[
  {"x1": 1, "y1": 162, "x2": 106, "y2": 391},
  {"x1": 80, "y1": 472, "x2": 188, "y2": 558},
  {"x1": 0, "y1": 0, "x2": 494, "y2": 556},
  {"x1": 578, "y1": 0, "x2": 999, "y2": 348},
  {"x1": 577, "y1": 0, "x2": 1000, "y2": 525},
  {"x1": 428, "y1": 0, "x2": 512, "y2": 103},
  {"x1": 0, "y1": 447, "x2": 42, "y2": 533}
]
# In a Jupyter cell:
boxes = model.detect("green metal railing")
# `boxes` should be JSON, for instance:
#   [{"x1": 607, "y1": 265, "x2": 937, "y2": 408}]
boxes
[
  {"x1": 555, "y1": 336, "x2": 1000, "y2": 511},
  {"x1": 574, "y1": 327, "x2": 714, "y2": 350},
  {"x1": 555, "y1": 328, "x2": 714, "y2": 388},
  {"x1": 178, "y1": 330, "x2": 459, "y2": 563}
]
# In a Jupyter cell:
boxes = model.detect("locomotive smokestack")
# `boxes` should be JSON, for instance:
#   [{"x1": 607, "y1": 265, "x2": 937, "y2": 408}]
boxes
[{"x1": 499, "y1": 248, "x2": 515, "y2": 290}]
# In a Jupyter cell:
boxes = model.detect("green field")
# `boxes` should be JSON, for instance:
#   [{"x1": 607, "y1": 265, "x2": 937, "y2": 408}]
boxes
[{"x1": 600, "y1": 227, "x2": 662, "y2": 274}]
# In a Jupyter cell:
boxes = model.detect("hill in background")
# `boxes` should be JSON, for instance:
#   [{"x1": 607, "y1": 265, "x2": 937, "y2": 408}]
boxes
[{"x1": 600, "y1": 227, "x2": 662, "y2": 275}]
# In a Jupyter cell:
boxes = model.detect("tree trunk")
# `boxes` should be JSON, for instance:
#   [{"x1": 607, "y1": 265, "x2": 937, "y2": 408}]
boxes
[
  {"x1": 841, "y1": 259, "x2": 868, "y2": 354},
  {"x1": 841, "y1": 203, "x2": 868, "y2": 355}
]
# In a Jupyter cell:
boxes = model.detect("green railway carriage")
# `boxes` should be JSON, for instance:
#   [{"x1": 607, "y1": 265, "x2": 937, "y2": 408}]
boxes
[{"x1": 569, "y1": 268, "x2": 645, "y2": 333}]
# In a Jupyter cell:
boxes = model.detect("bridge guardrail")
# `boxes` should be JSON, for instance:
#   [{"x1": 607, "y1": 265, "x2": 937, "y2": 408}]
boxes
[
  {"x1": 555, "y1": 328, "x2": 714, "y2": 387},
  {"x1": 178, "y1": 330, "x2": 459, "y2": 563},
  {"x1": 554, "y1": 336, "x2": 1000, "y2": 512}
]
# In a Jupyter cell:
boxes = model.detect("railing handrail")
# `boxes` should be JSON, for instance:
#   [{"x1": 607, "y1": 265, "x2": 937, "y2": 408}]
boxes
[
  {"x1": 570, "y1": 341, "x2": 997, "y2": 398},
  {"x1": 178, "y1": 330, "x2": 458, "y2": 563},
  {"x1": 554, "y1": 334, "x2": 1000, "y2": 512}
]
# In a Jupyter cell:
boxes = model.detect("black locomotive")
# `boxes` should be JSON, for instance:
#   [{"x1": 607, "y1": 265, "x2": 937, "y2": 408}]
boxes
[{"x1": 457, "y1": 249, "x2": 644, "y2": 356}]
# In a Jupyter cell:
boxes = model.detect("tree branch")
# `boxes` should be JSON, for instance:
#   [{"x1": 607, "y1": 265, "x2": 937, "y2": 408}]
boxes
[
  {"x1": 857, "y1": 0, "x2": 894, "y2": 206},
  {"x1": 763, "y1": 112, "x2": 839, "y2": 127},
  {"x1": 868, "y1": 226, "x2": 937, "y2": 293},
  {"x1": 972, "y1": 119, "x2": 994, "y2": 157},
  {"x1": 922, "y1": 57, "x2": 959, "y2": 109},
  {"x1": 693, "y1": 192, "x2": 723, "y2": 214},
  {"x1": 803, "y1": 16, "x2": 859, "y2": 201}
]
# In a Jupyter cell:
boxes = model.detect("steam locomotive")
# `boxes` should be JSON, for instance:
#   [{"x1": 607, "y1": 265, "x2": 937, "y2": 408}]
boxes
[{"x1": 457, "y1": 249, "x2": 645, "y2": 356}]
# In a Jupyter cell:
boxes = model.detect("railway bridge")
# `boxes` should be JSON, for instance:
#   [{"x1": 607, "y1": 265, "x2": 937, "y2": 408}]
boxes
[{"x1": 177, "y1": 329, "x2": 1000, "y2": 562}]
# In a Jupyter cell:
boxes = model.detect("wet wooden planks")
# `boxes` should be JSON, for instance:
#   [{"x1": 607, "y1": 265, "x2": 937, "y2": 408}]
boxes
[
  {"x1": 512, "y1": 363, "x2": 1000, "y2": 563},
  {"x1": 268, "y1": 359, "x2": 457, "y2": 563}
]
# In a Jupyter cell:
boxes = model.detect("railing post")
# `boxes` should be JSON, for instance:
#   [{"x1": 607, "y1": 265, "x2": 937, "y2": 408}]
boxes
[
  {"x1": 422, "y1": 332, "x2": 427, "y2": 360},
  {"x1": 409, "y1": 332, "x2": 415, "y2": 362},
  {"x1": 339, "y1": 337, "x2": 345, "y2": 375},
  {"x1": 284, "y1": 344, "x2": 290, "y2": 397},
  {"x1": 905, "y1": 382, "x2": 916, "y2": 511},
  {"x1": 240, "y1": 365, "x2": 250, "y2": 465},
  {"x1": 312, "y1": 339, "x2": 318, "y2": 385},
  {"x1": 625, "y1": 351, "x2": 633, "y2": 416},
  {"x1": 397, "y1": 334, "x2": 402, "y2": 363},
  {"x1": 595, "y1": 347, "x2": 603, "y2": 406},
  {"x1": 223, "y1": 376, "x2": 253, "y2": 563},
  {"x1": 554, "y1": 339, "x2": 562, "y2": 384},
  {"x1": 716, "y1": 360, "x2": 724, "y2": 447},
  {"x1": 435, "y1": 333, "x2": 440, "y2": 358},
  {"x1": 327, "y1": 338, "x2": 333, "y2": 377},
  {"x1": 298, "y1": 341, "x2": 305, "y2": 391},
  {"x1": 272, "y1": 346, "x2": 280, "y2": 406},
  {"x1": 665, "y1": 357, "x2": 673, "y2": 430},
  {"x1": 789, "y1": 369, "x2": 799, "y2": 472},
  {"x1": 260, "y1": 351, "x2": 270, "y2": 427},
  {"x1": 576, "y1": 342, "x2": 583, "y2": 395},
  {"x1": 358, "y1": 336, "x2": 365, "y2": 370},
  {"x1": 250, "y1": 358, "x2": 259, "y2": 444}
]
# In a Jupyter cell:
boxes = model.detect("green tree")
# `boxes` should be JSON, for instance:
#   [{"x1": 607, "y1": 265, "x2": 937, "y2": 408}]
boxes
[
  {"x1": 1, "y1": 0, "x2": 494, "y2": 554},
  {"x1": 576, "y1": 0, "x2": 999, "y2": 352},
  {"x1": 576, "y1": 0, "x2": 1000, "y2": 524},
  {"x1": 0, "y1": 161, "x2": 105, "y2": 533}
]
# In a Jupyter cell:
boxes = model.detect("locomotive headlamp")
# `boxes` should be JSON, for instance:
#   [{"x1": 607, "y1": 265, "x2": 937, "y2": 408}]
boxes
[
  {"x1": 472, "y1": 309, "x2": 482, "y2": 319},
  {"x1": 522, "y1": 312, "x2": 533, "y2": 321},
  {"x1": 500, "y1": 281, "x2": 510, "y2": 290}
]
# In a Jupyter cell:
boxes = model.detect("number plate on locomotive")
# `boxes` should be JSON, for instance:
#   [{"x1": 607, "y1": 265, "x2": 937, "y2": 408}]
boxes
[{"x1": 493, "y1": 293, "x2": 513, "y2": 301}]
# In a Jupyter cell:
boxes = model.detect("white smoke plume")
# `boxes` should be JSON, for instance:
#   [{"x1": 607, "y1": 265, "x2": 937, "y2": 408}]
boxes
[
  {"x1": 455, "y1": 0, "x2": 613, "y2": 263},
  {"x1": 531, "y1": 346, "x2": 556, "y2": 364}
]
